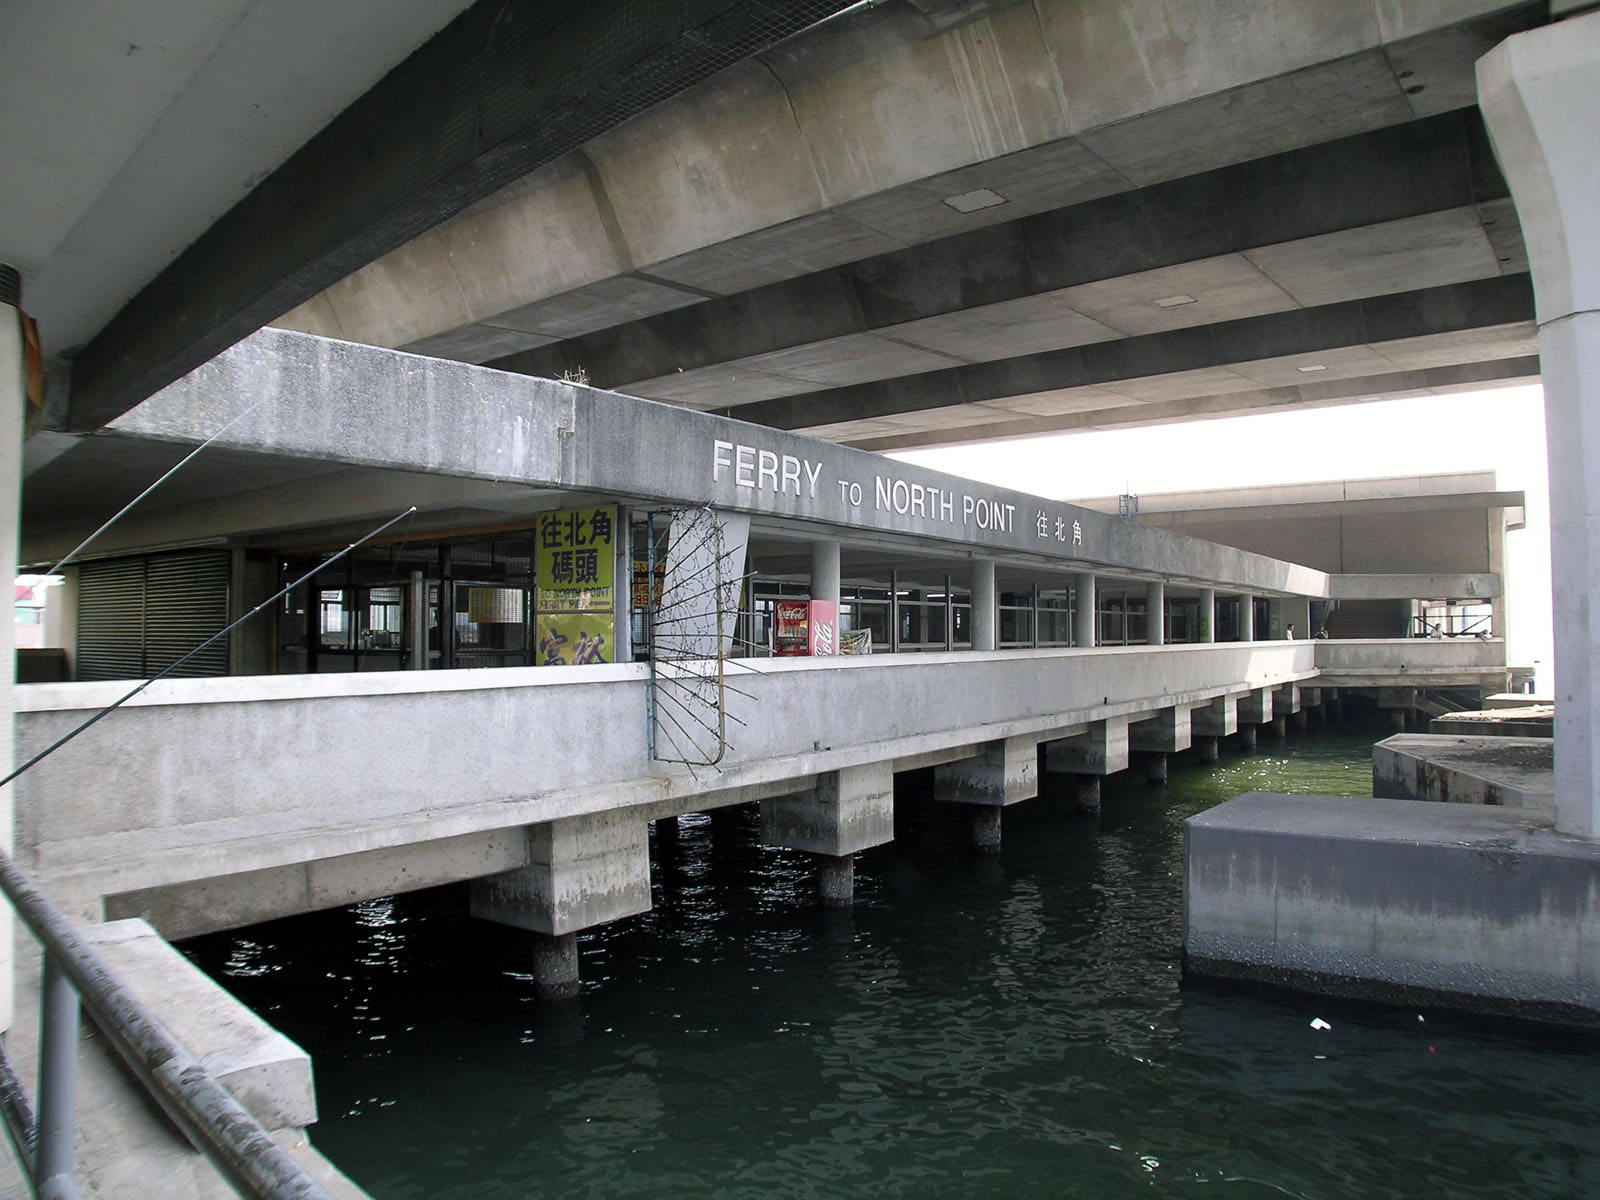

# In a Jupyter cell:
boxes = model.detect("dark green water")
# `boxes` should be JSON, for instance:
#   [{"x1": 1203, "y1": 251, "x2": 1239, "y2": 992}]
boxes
[{"x1": 185, "y1": 724, "x2": 1600, "y2": 1199}]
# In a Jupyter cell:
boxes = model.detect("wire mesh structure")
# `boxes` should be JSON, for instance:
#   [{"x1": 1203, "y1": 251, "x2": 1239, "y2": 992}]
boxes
[{"x1": 642, "y1": 505, "x2": 751, "y2": 769}]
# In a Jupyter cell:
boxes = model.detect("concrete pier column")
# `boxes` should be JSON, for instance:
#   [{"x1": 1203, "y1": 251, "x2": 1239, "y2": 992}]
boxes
[
  {"x1": 1195, "y1": 736, "x2": 1220, "y2": 764},
  {"x1": 1198, "y1": 588, "x2": 1215, "y2": 643},
  {"x1": 1, "y1": 268, "x2": 25, "y2": 1031},
  {"x1": 1145, "y1": 581, "x2": 1165, "y2": 646},
  {"x1": 1074, "y1": 776, "x2": 1101, "y2": 814},
  {"x1": 972, "y1": 559, "x2": 997, "y2": 651},
  {"x1": 1292, "y1": 709, "x2": 1309, "y2": 732},
  {"x1": 531, "y1": 933, "x2": 580, "y2": 1001},
  {"x1": 811, "y1": 538, "x2": 841, "y2": 608},
  {"x1": 1268, "y1": 716, "x2": 1288, "y2": 740},
  {"x1": 711, "y1": 805, "x2": 741, "y2": 847},
  {"x1": 971, "y1": 808, "x2": 1002, "y2": 855},
  {"x1": 1480, "y1": 14, "x2": 1600, "y2": 836},
  {"x1": 1073, "y1": 573, "x2": 1096, "y2": 647},
  {"x1": 1239, "y1": 594, "x2": 1255, "y2": 641},
  {"x1": 655, "y1": 815, "x2": 680, "y2": 840},
  {"x1": 762, "y1": 763, "x2": 894, "y2": 888},
  {"x1": 471, "y1": 811, "x2": 651, "y2": 999},
  {"x1": 816, "y1": 855, "x2": 854, "y2": 905},
  {"x1": 1236, "y1": 725, "x2": 1257, "y2": 752},
  {"x1": 1144, "y1": 752, "x2": 1168, "y2": 786}
]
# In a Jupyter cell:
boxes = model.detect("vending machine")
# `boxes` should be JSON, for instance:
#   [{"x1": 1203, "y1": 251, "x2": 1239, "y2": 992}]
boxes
[{"x1": 772, "y1": 599, "x2": 838, "y2": 656}]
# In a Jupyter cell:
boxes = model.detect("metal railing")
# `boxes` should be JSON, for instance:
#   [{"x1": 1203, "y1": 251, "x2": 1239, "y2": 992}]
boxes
[{"x1": 0, "y1": 846, "x2": 332, "y2": 1199}]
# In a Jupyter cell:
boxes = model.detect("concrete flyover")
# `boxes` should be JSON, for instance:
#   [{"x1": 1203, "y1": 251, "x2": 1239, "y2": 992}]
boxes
[{"x1": 14, "y1": 641, "x2": 1316, "y2": 985}]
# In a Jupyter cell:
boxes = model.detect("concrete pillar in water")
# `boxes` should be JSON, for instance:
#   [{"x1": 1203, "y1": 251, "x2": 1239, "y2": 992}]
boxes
[
  {"x1": 816, "y1": 855, "x2": 854, "y2": 905},
  {"x1": 971, "y1": 808, "x2": 1002, "y2": 855},
  {"x1": 531, "y1": 933, "x2": 579, "y2": 1001},
  {"x1": 811, "y1": 538, "x2": 841, "y2": 608},
  {"x1": 972, "y1": 559, "x2": 997, "y2": 652},
  {"x1": 1269, "y1": 716, "x2": 1288, "y2": 740},
  {"x1": 1146, "y1": 581, "x2": 1165, "y2": 646},
  {"x1": 1074, "y1": 776, "x2": 1101, "y2": 814},
  {"x1": 1144, "y1": 752, "x2": 1168, "y2": 786},
  {"x1": 1237, "y1": 725, "x2": 1258, "y2": 752},
  {"x1": 1198, "y1": 588, "x2": 1215, "y2": 643},
  {"x1": 1390, "y1": 708, "x2": 1409, "y2": 732},
  {"x1": 1292, "y1": 709, "x2": 1309, "y2": 732},
  {"x1": 711, "y1": 805, "x2": 741, "y2": 847},
  {"x1": 1073, "y1": 573, "x2": 1096, "y2": 647},
  {"x1": 935, "y1": 737, "x2": 1037, "y2": 853},
  {"x1": 1195, "y1": 736, "x2": 1220, "y2": 764},
  {"x1": 1480, "y1": 14, "x2": 1600, "y2": 836},
  {"x1": 0, "y1": 266, "x2": 22, "y2": 1030},
  {"x1": 762, "y1": 763, "x2": 894, "y2": 901},
  {"x1": 1239, "y1": 593, "x2": 1255, "y2": 641},
  {"x1": 471, "y1": 811, "x2": 650, "y2": 998}
]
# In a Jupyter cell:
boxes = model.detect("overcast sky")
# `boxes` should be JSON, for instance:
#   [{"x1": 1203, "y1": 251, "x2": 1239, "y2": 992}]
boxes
[{"x1": 890, "y1": 383, "x2": 1553, "y2": 686}]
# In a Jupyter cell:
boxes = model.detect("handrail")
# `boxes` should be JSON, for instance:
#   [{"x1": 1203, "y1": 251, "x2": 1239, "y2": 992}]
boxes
[{"x1": 0, "y1": 847, "x2": 332, "y2": 1198}]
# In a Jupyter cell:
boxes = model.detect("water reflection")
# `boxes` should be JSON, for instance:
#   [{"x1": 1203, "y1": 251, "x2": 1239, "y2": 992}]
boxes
[{"x1": 183, "y1": 724, "x2": 1600, "y2": 1199}]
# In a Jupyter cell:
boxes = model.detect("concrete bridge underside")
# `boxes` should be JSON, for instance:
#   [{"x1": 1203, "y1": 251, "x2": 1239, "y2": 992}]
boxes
[{"x1": 14, "y1": 643, "x2": 1316, "y2": 985}]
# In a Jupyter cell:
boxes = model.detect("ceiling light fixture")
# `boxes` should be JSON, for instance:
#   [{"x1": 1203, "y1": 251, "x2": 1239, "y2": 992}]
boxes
[
  {"x1": 1296, "y1": 363, "x2": 1328, "y2": 373},
  {"x1": 942, "y1": 188, "x2": 1007, "y2": 213},
  {"x1": 1152, "y1": 294, "x2": 1197, "y2": 308}
]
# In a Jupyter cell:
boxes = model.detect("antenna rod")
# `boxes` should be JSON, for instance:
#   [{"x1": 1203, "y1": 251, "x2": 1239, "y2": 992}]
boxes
[{"x1": 3, "y1": 506, "x2": 418, "y2": 790}]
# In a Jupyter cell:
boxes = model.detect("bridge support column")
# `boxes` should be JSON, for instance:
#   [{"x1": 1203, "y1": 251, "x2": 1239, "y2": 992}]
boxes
[
  {"x1": 934, "y1": 737, "x2": 1037, "y2": 852},
  {"x1": 531, "y1": 933, "x2": 580, "y2": 1001},
  {"x1": 1, "y1": 268, "x2": 20, "y2": 1030},
  {"x1": 816, "y1": 855, "x2": 854, "y2": 906},
  {"x1": 762, "y1": 763, "x2": 894, "y2": 902},
  {"x1": 1143, "y1": 753, "x2": 1168, "y2": 785},
  {"x1": 1073, "y1": 574, "x2": 1096, "y2": 647},
  {"x1": 711, "y1": 804, "x2": 741, "y2": 848},
  {"x1": 1194, "y1": 736, "x2": 1219, "y2": 764},
  {"x1": 1198, "y1": 588, "x2": 1215, "y2": 643},
  {"x1": 1236, "y1": 725, "x2": 1257, "y2": 751},
  {"x1": 1268, "y1": 716, "x2": 1288, "y2": 740},
  {"x1": 471, "y1": 812, "x2": 651, "y2": 998},
  {"x1": 1480, "y1": 13, "x2": 1600, "y2": 836},
  {"x1": 971, "y1": 808, "x2": 1002, "y2": 855},
  {"x1": 1074, "y1": 776, "x2": 1101, "y2": 814},
  {"x1": 1146, "y1": 581, "x2": 1165, "y2": 646},
  {"x1": 972, "y1": 559, "x2": 997, "y2": 652}
]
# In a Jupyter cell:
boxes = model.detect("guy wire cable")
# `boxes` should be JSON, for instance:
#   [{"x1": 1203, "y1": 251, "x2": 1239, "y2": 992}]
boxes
[
  {"x1": 2, "y1": 506, "x2": 419, "y2": 790},
  {"x1": 41, "y1": 393, "x2": 272, "y2": 579}
]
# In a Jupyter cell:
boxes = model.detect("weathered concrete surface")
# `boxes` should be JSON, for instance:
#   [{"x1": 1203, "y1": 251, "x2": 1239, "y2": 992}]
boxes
[
  {"x1": 1373, "y1": 733, "x2": 1554, "y2": 809},
  {"x1": 14, "y1": 642, "x2": 1315, "y2": 937},
  {"x1": 1, "y1": 921, "x2": 364, "y2": 1198},
  {"x1": 761, "y1": 762, "x2": 894, "y2": 856},
  {"x1": 1485, "y1": 692, "x2": 1553, "y2": 709},
  {"x1": 1429, "y1": 706, "x2": 1553, "y2": 737},
  {"x1": 1313, "y1": 637, "x2": 1509, "y2": 689},
  {"x1": 1184, "y1": 792, "x2": 1599, "y2": 1027}
]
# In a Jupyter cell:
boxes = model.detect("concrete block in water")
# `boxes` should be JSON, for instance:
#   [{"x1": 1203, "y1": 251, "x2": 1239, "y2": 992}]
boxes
[
  {"x1": 1184, "y1": 793, "x2": 1600, "y2": 1027},
  {"x1": 1372, "y1": 734, "x2": 1554, "y2": 808}
]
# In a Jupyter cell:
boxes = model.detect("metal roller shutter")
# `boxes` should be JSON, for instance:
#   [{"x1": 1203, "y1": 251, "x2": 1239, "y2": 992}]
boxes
[{"x1": 75, "y1": 551, "x2": 230, "y2": 681}]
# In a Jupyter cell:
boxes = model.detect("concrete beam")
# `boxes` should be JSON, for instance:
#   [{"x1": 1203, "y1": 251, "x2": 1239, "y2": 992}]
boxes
[
  {"x1": 1043, "y1": 718, "x2": 1130, "y2": 777},
  {"x1": 1192, "y1": 692, "x2": 1238, "y2": 738},
  {"x1": 723, "y1": 275, "x2": 1534, "y2": 430},
  {"x1": 58, "y1": 0, "x2": 861, "y2": 431},
  {"x1": 761, "y1": 762, "x2": 894, "y2": 857},
  {"x1": 1129, "y1": 706, "x2": 1193, "y2": 754},
  {"x1": 1237, "y1": 688, "x2": 1275, "y2": 725},
  {"x1": 470, "y1": 811, "x2": 650, "y2": 937},
  {"x1": 496, "y1": 112, "x2": 1510, "y2": 389},
  {"x1": 934, "y1": 736, "x2": 1038, "y2": 807},
  {"x1": 1274, "y1": 683, "x2": 1302, "y2": 715}
]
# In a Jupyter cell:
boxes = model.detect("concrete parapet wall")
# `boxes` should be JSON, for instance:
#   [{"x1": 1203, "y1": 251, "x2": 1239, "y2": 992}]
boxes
[
  {"x1": 13, "y1": 642, "x2": 1314, "y2": 930},
  {"x1": 1185, "y1": 794, "x2": 1599, "y2": 1027},
  {"x1": 1313, "y1": 637, "x2": 1509, "y2": 689}
]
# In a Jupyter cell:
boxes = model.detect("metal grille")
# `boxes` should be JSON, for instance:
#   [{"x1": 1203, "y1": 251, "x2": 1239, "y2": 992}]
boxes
[{"x1": 75, "y1": 551, "x2": 230, "y2": 681}]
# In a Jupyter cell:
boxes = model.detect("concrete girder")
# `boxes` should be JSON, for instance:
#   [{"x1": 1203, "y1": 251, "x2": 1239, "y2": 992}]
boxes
[
  {"x1": 493, "y1": 112, "x2": 1510, "y2": 391},
  {"x1": 1274, "y1": 683, "x2": 1303, "y2": 715},
  {"x1": 1191, "y1": 694, "x2": 1239, "y2": 739},
  {"x1": 722, "y1": 274, "x2": 1534, "y2": 431},
  {"x1": 1238, "y1": 688, "x2": 1275, "y2": 725},
  {"x1": 54, "y1": 0, "x2": 863, "y2": 432}
]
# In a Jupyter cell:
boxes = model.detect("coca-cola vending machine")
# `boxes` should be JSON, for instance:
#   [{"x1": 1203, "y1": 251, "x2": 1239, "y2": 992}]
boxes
[{"x1": 773, "y1": 599, "x2": 838, "y2": 656}]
